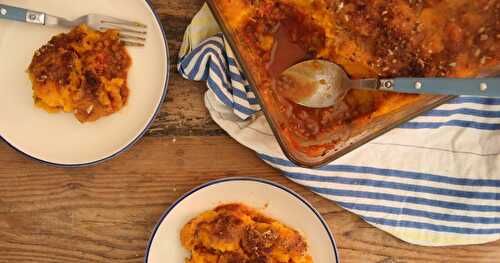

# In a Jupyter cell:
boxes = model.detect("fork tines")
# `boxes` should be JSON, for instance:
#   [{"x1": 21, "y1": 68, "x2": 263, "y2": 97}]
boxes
[{"x1": 98, "y1": 16, "x2": 147, "y2": 47}]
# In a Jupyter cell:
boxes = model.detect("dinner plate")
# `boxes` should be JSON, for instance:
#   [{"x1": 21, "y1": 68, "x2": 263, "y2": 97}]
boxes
[
  {"x1": 145, "y1": 177, "x2": 340, "y2": 263},
  {"x1": 0, "y1": 0, "x2": 169, "y2": 166}
]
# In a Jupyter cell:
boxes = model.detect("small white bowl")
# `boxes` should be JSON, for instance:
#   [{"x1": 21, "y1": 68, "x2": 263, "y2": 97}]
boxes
[
  {"x1": 145, "y1": 177, "x2": 340, "y2": 263},
  {"x1": 0, "y1": 0, "x2": 169, "y2": 167}
]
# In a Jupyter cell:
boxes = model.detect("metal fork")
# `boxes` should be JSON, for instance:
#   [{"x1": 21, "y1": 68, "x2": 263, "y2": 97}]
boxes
[{"x1": 0, "y1": 4, "x2": 147, "y2": 47}]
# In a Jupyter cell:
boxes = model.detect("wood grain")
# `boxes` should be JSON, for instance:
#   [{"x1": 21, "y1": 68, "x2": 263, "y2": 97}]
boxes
[
  {"x1": 1, "y1": 137, "x2": 500, "y2": 263},
  {"x1": 146, "y1": 0, "x2": 225, "y2": 137}
]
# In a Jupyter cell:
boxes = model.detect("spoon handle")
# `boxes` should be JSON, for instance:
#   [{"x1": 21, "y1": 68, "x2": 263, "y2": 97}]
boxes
[{"x1": 380, "y1": 78, "x2": 500, "y2": 96}]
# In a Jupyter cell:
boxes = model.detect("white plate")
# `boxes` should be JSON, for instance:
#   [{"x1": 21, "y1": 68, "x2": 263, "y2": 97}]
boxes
[
  {"x1": 0, "y1": 0, "x2": 169, "y2": 166},
  {"x1": 145, "y1": 177, "x2": 340, "y2": 263}
]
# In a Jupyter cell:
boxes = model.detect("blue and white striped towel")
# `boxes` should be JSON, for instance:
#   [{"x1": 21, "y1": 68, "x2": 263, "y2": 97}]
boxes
[{"x1": 178, "y1": 4, "x2": 500, "y2": 246}]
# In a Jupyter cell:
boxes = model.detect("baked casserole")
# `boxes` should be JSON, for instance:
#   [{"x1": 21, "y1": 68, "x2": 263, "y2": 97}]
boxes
[
  {"x1": 212, "y1": 0, "x2": 500, "y2": 158},
  {"x1": 181, "y1": 203, "x2": 313, "y2": 263},
  {"x1": 28, "y1": 25, "x2": 131, "y2": 123}
]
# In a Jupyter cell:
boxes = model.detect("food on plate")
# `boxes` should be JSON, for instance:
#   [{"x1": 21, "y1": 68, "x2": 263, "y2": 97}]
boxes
[
  {"x1": 213, "y1": 0, "x2": 500, "y2": 157},
  {"x1": 28, "y1": 25, "x2": 131, "y2": 123},
  {"x1": 181, "y1": 203, "x2": 313, "y2": 263}
]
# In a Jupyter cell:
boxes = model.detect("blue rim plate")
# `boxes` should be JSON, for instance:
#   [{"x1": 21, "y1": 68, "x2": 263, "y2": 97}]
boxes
[
  {"x1": 145, "y1": 177, "x2": 340, "y2": 263},
  {"x1": 0, "y1": 0, "x2": 169, "y2": 167}
]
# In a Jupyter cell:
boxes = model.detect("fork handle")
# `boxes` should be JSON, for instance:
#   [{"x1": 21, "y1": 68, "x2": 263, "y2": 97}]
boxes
[
  {"x1": 379, "y1": 78, "x2": 500, "y2": 97},
  {"x1": 0, "y1": 4, "x2": 45, "y2": 25}
]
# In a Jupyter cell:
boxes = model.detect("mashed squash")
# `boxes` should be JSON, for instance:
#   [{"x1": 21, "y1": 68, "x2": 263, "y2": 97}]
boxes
[
  {"x1": 181, "y1": 203, "x2": 313, "y2": 263},
  {"x1": 28, "y1": 25, "x2": 131, "y2": 123}
]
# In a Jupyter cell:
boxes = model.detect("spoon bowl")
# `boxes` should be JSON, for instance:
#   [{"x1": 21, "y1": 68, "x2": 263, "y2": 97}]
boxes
[{"x1": 280, "y1": 60, "x2": 351, "y2": 108}]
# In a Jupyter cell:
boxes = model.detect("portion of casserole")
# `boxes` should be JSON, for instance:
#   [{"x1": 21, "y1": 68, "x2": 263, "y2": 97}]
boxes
[
  {"x1": 28, "y1": 25, "x2": 131, "y2": 123},
  {"x1": 181, "y1": 203, "x2": 313, "y2": 263},
  {"x1": 213, "y1": 0, "x2": 500, "y2": 157}
]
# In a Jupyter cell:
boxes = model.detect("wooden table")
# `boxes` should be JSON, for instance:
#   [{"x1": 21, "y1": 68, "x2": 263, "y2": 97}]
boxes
[{"x1": 1, "y1": 1, "x2": 500, "y2": 262}]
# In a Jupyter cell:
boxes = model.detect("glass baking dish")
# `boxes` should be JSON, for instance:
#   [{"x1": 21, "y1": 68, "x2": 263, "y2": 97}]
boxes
[{"x1": 207, "y1": 0, "x2": 454, "y2": 168}]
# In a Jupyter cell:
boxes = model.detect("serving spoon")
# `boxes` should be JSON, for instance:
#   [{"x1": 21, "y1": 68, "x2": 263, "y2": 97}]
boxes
[{"x1": 280, "y1": 60, "x2": 500, "y2": 108}]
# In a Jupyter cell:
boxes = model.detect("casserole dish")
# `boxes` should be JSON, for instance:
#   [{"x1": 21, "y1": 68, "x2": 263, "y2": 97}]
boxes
[{"x1": 207, "y1": 0, "x2": 498, "y2": 167}]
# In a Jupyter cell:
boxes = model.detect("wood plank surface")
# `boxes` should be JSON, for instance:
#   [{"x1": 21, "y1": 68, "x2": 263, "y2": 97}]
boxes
[
  {"x1": 1, "y1": 0, "x2": 500, "y2": 262},
  {"x1": 147, "y1": 0, "x2": 225, "y2": 137},
  {"x1": 1, "y1": 137, "x2": 500, "y2": 263}
]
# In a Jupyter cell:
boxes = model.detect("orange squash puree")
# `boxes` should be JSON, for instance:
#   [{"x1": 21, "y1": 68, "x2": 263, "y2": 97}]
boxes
[
  {"x1": 28, "y1": 25, "x2": 131, "y2": 123},
  {"x1": 181, "y1": 203, "x2": 312, "y2": 263}
]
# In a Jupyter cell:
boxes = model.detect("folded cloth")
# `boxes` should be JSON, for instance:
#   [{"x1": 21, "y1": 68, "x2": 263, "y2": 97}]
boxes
[{"x1": 178, "y1": 4, "x2": 500, "y2": 246}]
